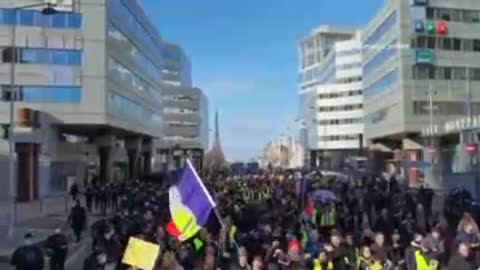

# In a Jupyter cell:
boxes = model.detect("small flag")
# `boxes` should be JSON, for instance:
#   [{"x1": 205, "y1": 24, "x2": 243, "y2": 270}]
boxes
[
  {"x1": 168, "y1": 159, "x2": 216, "y2": 241},
  {"x1": 122, "y1": 237, "x2": 160, "y2": 270}
]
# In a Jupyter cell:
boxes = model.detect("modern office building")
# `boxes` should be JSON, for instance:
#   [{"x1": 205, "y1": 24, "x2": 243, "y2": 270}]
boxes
[
  {"x1": 362, "y1": 0, "x2": 480, "y2": 187},
  {"x1": 0, "y1": 0, "x2": 174, "y2": 202},
  {"x1": 154, "y1": 42, "x2": 209, "y2": 171},
  {"x1": 299, "y1": 27, "x2": 364, "y2": 169}
]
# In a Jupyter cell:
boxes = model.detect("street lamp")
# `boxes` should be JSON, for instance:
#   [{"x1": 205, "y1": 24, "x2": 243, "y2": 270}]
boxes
[{"x1": 7, "y1": 3, "x2": 57, "y2": 238}]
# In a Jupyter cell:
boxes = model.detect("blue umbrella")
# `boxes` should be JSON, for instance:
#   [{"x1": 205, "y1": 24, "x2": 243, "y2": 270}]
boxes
[{"x1": 312, "y1": 189, "x2": 337, "y2": 202}]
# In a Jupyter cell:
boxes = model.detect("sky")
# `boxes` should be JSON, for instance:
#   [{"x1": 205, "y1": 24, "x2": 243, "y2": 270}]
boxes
[{"x1": 141, "y1": 0, "x2": 385, "y2": 161}]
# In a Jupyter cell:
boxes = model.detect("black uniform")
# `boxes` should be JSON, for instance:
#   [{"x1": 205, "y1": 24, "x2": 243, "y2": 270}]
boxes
[
  {"x1": 10, "y1": 244, "x2": 44, "y2": 270},
  {"x1": 70, "y1": 204, "x2": 87, "y2": 242},
  {"x1": 45, "y1": 232, "x2": 69, "y2": 270}
]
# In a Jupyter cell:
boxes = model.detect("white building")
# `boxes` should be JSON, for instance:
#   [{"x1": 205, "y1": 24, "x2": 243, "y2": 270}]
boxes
[
  {"x1": 299, "y1": 28, "x2": 364, "y2": 169},
  {"x1": 261, "y1": 136, "x2": 304, "y2": 169}
]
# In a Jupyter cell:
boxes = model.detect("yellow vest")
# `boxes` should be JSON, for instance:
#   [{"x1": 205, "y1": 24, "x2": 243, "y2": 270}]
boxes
[
  {"x1": 313, "y1": 260, "x2": 334, "y2": 270},
  {"x1": 414, "y1": 250, "x2": 430, "y2": 270},
  {"x1": 358, "y1": 257, "x2": 383, "y2": 270}
]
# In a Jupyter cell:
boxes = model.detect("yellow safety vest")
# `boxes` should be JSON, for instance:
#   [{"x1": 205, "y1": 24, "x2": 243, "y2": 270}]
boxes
[
  {"x1": 313, "y1": 260, "x2": 334, "y2": 270},
  {"x1": 358, "y1": 257, "x2": 383, "y2": 270},
  {"x1": 414, "y1": 250, "x2": 430, "y2": 270},
  {"x1": 229, "y1": 225, "x2": 237, "y2": 244}
]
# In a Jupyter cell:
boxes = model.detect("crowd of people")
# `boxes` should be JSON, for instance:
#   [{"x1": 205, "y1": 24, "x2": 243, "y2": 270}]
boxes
[{"x1": 8, "y1": 169, "x2": 480, "y2": 270}]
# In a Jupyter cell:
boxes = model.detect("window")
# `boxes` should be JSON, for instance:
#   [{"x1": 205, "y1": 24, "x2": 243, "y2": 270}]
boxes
[
  {"x1": 426, "y1": 7, "x2": 435, "y2": 20},
  {"x1": 453, "y1": 67, "x2": 467, "y2": 80},
  {"x1": 437, "y1": 8, "x2": 451, "y2": 21},
  {"x1": 472, "y1": 68, "x2": 480, "y2": 81},
  {"x1": 464, "y1": 39, "x2": 474, "y2": 51},
  {"x1": 427, "y1": 37, "x2": 436, "y2": 49},
  {"x1": 365, "y1": 11, "x2": 397, "y2": 45},
  {"x1": 463, "y1": 10, "x2": 480, "y2": 23},
  {"x1": 364, "y1": 68, "x2": 399, "y2": 97},
  {"x1": 0, "y1": 9, "x2": 81, "y2": 29},
  {"x1": 11, "y1": 49, "x2": 82, "y2": 66},
  {"x1": 19, "y1": 10, "x2": 34, "y2": 26},
  {"x1": 67, "y1": 13, "x2": 82, "y2": 28},
  {"x1": 52, "y1": 13, "x2": 67, "y2": 28},
  {"x1": 453, "y1": 38, "x2": 462, "y2": 51},
  {"x1": 444, "y1": 67, "x2": 452, "y2": 80},
  {"x1": 474, "y1": 40, "x2": 480, "y2": 52},
  {"x1": 442, "y1": 38, "x2": 452, "y2": 50},
  {"x1": 20, "y1": 86, "x2": 81, "y2": 103},
  {"x1": 0, "y1": 9, "x2": 15, "y2": 25},
  {"x1": 417, "y1": 36, "x2": 427, "y2": 48}
]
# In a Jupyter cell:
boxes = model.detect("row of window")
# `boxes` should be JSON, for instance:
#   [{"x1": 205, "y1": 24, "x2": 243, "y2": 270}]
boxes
[
  {"x1": 319, "y1": 134, "x2": 361, "y2": 142},
  {"x1": 110, "y1": 0, "x2": 163, "y2": 57},
  {"x1": 426, "y1": 7, "x2": 480, "y2": 23},
  {"x1": 413, "y1": 36, "x2": 480, "y2": 52},
  {"x1": 363, "y1": 40, "x2": 398, "y2": 79},
  {"x1": 413, "y1": 101, "x2": 480, "y2": 116},
  {"x1": 336, "y1": 49, "x2": 361, "y2": 57},
  {"x1": 365, "y1": 108, "x2": 389, "y2": 125},
  {"x1": 1, "y1": 86, "x2": 81, "y2": 103},
  {"x1": 107, "y1": 22, "x2": 162, "y2": 83},
  {"x1": 337, "y1": 62, "x2": 362, "y2": 70},
  {"x1": 364, "y1": 68, "x2": 400, "y2": 98},
  {"x1": 318, "y1": 90, "x2": 362, "y2": 99},
  {"x1": 108, "y1": 93, "x2": 155, "y2": 123},
  {"x1": 318, "y1": 103, "x2": 363, "y2": 112},
  {"x1": 107, "y1": 57, "x2": 162, "y2": 105},
  {"x1": 2, "y1": 48, "x2": 81, "y2": 66},
  {"x1": 412, "y1": 66, "x2": 480, "y2": 81},
  {"x1": 168, "y1": 122, "x2": 199, "y2": 128},
  {"x1": 317, "y1": 117, "x2": 363, "y2": 125},
  {"x1": 301, "y1": 54, "x2": 336, "y2": 83},
  {"x1": 0, "y1": 8, "x2": 81, "y2": 28},
  {"x1": 364, "y1": 11, "x2": 397, "y2": 45}
]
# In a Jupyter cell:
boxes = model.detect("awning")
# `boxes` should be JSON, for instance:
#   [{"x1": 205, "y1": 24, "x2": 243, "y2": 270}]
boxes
[
  {"x1": 369, "y1": 143, "x2": 393, "y2": 152},
  {"x1": 402, "y1": 138, "x2": 423, "y2": 150}
]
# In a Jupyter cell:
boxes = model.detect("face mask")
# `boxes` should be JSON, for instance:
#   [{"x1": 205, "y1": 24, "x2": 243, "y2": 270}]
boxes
[{"x1": 97, "y1": 254, "x2": 107, "y2": 265}]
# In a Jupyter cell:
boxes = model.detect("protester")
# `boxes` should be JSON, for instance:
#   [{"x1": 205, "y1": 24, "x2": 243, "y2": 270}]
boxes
[
  {"x1": 10, "y1": 233, "x2": 44, "y2": 270},
  {"x1": 448, "y1": 242, "x2": 475, "y2": 270},
  {"x1": 45, "y1": 228, "x2": 68, "y2": 270},
  {"x1": 69, "y1": 199, "x2": 87, "y2": 243}
]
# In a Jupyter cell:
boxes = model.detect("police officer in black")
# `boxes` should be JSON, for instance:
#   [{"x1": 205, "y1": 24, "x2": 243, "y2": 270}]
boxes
[
  {"x1": 10, "y1": 233, "x2": 44, "y2": 270},
  {"x1": 85, "y1": 185, "x2": 94, "y2": 213},
  {"x1": 45, "y1": 228, "x2": 69, "y2": 270},
  {"x1": 69, "y1": 199, "x2": 87, "y2": 243}
]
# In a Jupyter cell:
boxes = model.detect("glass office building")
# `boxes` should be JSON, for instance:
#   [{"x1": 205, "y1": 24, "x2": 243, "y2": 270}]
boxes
[
  {"x1": 362, "y1": 0, "x2": 480, "y2": 189},
  {"x1": 0, "y1": 0, "x2": 168, "y2": 201}
]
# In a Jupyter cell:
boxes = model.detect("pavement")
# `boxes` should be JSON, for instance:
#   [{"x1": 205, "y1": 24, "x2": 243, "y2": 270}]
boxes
[{"x1": 0, "y1": 195, "x2": 111, "y2": 269}]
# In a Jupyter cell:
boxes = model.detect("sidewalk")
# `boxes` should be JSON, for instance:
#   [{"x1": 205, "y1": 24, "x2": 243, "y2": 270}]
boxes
[{"x1": 0, "y1": 195, "x2": 74, "y2": 262}]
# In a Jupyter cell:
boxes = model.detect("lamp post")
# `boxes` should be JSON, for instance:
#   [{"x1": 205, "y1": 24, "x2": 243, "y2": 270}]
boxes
[{"x1": 7, "y1": 3, "x2": 57, "y2": 238}]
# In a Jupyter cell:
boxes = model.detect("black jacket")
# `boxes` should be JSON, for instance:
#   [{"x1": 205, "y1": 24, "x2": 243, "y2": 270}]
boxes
[
  {"x1": 45, "y1": 233, "x2": 68, "y2": 257},
  {"x1": 448, "y1": 254, "x2": 474, "y2": 270},
  {"x1": 82, "y1": 252, "x2": 105, "y2": 270},
  {"x1": 10, "y1": 245, "x2": 44, "y2": 270}
]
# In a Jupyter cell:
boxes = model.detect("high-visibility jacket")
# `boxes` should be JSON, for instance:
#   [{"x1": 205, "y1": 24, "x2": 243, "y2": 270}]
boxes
[
  {"x1": 229, "y1": 225, "x2": 237, "y2": 245},
  {"x1": 313, "y1": 259, "x2": 334, "y2": 270},
  {"x1": 358, "y1": 257, "x2": 383, "y2": 270},
  {"x1": 321, "y1": 209, "x2": 336, "y2": 226},
  {"x1": 414, "y1": 250, "x2": 430, "y2": 270}
]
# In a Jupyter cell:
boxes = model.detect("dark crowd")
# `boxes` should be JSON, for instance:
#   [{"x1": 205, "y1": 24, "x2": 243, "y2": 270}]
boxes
[{"x1": 8, "y1": 170, "x2": 480, "y2": 270}]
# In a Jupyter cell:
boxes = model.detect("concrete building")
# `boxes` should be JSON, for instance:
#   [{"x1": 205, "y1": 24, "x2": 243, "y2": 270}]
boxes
[
  {"x1": 362, "y1": 0, "x2": 480, "y2": 187},
  {"x1": 299, "y1": 27, "x2": 364, "y2": 170},
  {"x1": 0, "y1": 0, "x2": 174, "y2": 202},
  {"x1": 260, "y1": 136, "x2": 304, "y2": 169},
  {"x1": 154, "y1": 42, "x2": 209, "y2": 172}
]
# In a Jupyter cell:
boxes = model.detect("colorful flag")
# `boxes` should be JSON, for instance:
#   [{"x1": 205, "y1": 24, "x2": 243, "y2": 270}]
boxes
[{"x1": 167, "y1": 159, "x2": 216, "y2": 241}]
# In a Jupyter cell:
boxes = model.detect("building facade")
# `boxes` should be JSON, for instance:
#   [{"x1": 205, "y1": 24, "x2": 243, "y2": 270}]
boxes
[
  {"x1": 155, "y1": 42, "x2": 209, "y2": 172},
  {"x1": 0, "y1": 0, "x2": 194, "y2": 202},
  {"x1": 362, "y1": 0, "x2": 480, "y2": 187},
  {"x1": 299, "y1": 27, "x2": 364, "y2": 170}
]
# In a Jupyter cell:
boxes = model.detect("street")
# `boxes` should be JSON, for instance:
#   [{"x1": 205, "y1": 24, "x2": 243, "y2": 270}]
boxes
[{"x1": 0, "y1": 236, "x2": 91, "y2": 270}]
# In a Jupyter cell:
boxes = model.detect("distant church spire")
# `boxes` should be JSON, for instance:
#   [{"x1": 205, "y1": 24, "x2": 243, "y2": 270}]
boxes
[{"x1": 205, "y1": 109, "x2": 226, "y2": 170}]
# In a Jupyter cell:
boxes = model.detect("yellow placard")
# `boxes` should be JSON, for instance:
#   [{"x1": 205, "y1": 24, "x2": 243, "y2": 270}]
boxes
[{"x1": 122, "y1": 237, "x2": 160, "y2": 270}]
